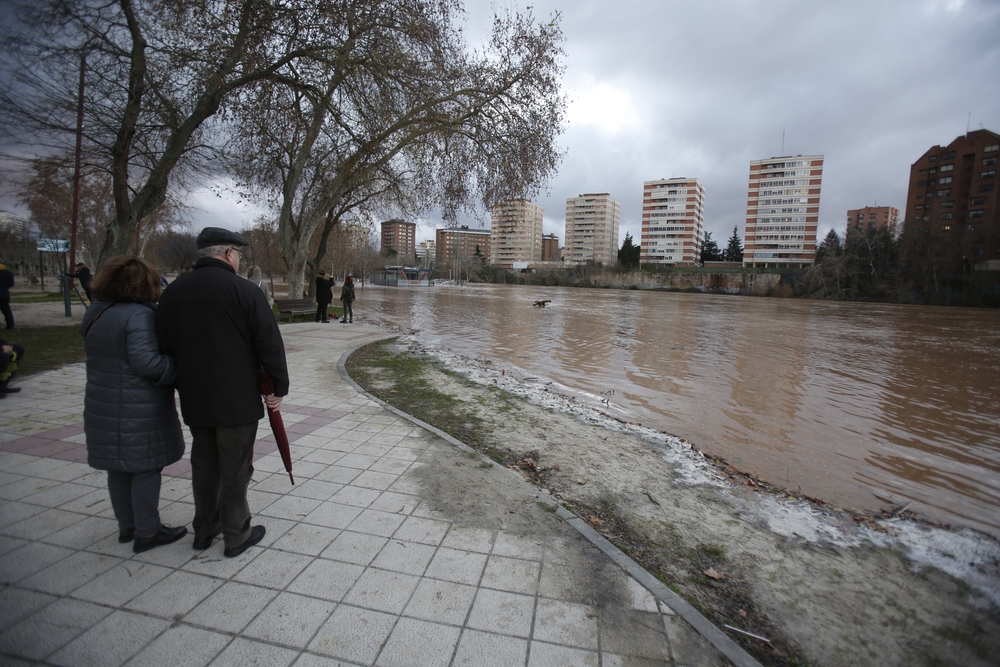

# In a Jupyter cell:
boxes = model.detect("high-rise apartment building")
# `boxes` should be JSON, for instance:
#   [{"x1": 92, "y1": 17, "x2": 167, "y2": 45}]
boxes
[
  {"x1": 380, "y1": 219, "x2": 416, "y2": 259},
  {"x1": 744, "y1": 155, "x2": 823, "y2": 267},
  {"x1": 490, "y1": 199, "x2": 543, "y2": 268},
  {"x1": 416, "y1": 240, "x2": 436, "y2": 267},
  {"x1": 846, "y1": 206, "x2": 900, "y2": 232},
  {"x1": 541, "y1": 234, "x2": 560, "y2": 261},
  {"x1": 640, "y1": 178, "x2": 704, "y2": 264},
  {"x1": 435, "y1": 226, "x2": 490, "y2": 267},
  {"x1": 900, "y1": 129, "x2": 1000, "y2": 274},
  {"x1": 564, "y1": 193, "x2": 621, "y2": 264}
]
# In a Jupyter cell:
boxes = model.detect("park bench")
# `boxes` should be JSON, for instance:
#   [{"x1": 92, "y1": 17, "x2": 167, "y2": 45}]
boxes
[{"x1": 275, "y1": 298, "x2": 316, "y2": 323}]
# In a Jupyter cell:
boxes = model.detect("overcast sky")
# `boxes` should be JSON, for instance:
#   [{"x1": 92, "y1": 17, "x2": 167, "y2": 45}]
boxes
[{"x1": 3, "y1": 0, "x2": 999, "y2": 250}]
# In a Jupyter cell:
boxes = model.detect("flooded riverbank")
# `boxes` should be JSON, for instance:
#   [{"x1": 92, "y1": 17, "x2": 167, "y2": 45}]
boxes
[{"x1": 359, "y1": 283, "x2": 1000, "y2": 539}]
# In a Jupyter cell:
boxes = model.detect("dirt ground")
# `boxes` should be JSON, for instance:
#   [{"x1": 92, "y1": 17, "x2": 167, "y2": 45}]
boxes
[{"x1": 346, "y1": 338, "x2": 1000, "y2": 667}]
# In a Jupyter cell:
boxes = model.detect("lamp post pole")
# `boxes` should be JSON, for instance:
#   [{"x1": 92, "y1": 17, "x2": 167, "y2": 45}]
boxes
[{"x1": 67, "y1": 52, "x2": 86, "y2": 316}]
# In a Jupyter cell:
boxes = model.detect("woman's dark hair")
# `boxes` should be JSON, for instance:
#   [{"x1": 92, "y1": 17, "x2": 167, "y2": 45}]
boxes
[{"x1": 91, "y1": 255, "x2": 163, "y2": 303}]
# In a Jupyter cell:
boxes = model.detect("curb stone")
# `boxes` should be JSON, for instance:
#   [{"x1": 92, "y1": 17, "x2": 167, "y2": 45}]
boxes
[{"x1": 338, "y1": 343, "x2": 764, "y2": 667}]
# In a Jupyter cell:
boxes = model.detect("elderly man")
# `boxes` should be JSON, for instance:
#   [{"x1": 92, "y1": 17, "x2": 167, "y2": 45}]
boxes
[{"x1": 157, "y1": 227, "x2": 289, "y2": 557}]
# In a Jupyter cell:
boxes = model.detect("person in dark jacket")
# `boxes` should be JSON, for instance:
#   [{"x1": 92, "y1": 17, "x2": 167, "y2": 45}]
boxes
[
  {"x1": 157, "y1": 227, "x2": 289, "y2": 558},
  {"x1": 71, "y1": 262, "x2": 94, "y2": 302},
  {"x1": 81, "y1": 255, "x2": 187, "y2": 553},
  {"x1": 340, "y1": 274, "x2": 355, "y2": 323},
  {"x1": 315, "y1": 270, "x2": 335, "y2": 322},
  {"x1": 0, "y1": 262, "x2": 15, "y2": 329}
]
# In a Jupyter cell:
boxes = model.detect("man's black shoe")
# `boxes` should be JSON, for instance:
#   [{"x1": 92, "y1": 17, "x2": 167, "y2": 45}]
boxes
[
  {"x1": 133, "y1": 525, "x2": 187, "y2": 553},
  {"x1": 118, "y1": 527, "x2": 135, "y2": 543},
  {"x1": 193, "y1": 529, "x2": 222, "y2": 550},
  {"x1": 223, "y1": 525, "x2": 266, "y2": 558},
  {"x1": 0, "y1": 387, "x2": 20, "y2": 393}
]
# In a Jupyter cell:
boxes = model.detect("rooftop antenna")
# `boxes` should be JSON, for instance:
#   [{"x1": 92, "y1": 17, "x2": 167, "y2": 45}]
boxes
[
  {"x1": 781, "y1": 129, "x2": 785, "y2": 155},
  {"x1": 966, "y1": 112, "x2": 971, "y2": 138}
]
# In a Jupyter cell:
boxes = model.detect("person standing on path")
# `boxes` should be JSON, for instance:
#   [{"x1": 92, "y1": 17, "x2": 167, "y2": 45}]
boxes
[
  {"x1": 157, "y1": 227, "x2": 289, "y2": 558},
  {"x1": 248, "y1": 265, "x2": 274, "y2": 308},
  {"x1": 71, "y1": 262, "x2": 94, "y2": 302},
  {"x1": 0, "y1": 262, "x2": 15, "y2": 329},
  {"x1": 315, "y1": 270, "x2": 335, "y2": 323},
  {"x1": 340, "y1": 274, "x2": 355, "y2": 323},
  {"x1": 81, "y1": 256, "x2": 187, "y2": 553}
]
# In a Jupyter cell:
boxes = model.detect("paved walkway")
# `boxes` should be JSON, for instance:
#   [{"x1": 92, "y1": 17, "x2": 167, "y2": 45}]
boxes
[{"x1": 0, "y1": 322, "x2": 734, "y2": 667}]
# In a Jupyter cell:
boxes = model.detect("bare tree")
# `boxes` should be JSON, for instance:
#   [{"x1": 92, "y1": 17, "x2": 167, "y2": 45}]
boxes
[
  {"x1": 0, "y1": 0, "x2": 375, "y2": 263},
  {"x1": 229, "y1": 2, "x2": 567, "y2": 297}
]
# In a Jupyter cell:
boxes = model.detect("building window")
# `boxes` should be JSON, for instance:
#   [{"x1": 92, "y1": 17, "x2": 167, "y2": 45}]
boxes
[
  {"x1": 984, "y1": 157, "x2": 999, "y2": 166},
  {"x1": 940, "y1": 164, "x2": 954, "y2": 172},
  {"x1": 915, "y1": 205, "x2": 923, "y2": 210},
  {"x1": 943, "y1": 151, "x2": 955, "y2": 160},
  {"x1": 939, "y1": 176, "x2": 953, "y2": 184},
  {"x1": 941, "y1": 200, "x2": 955, "y2": 208},
  {"x1": 971, "y1": 197, "x2": 986, "y2": 205},
  {"x1": 929, "y1": 156, "x2": 938, "y2": 162},
  {"x1": 972, "y1": 248, "x2": 985, "y2": 256},
  {"x1": 983, "y1": 170, "x2": 996, "y2": 179},
  {"x1": 985, "y1": 144, "x2": 999, "y2": 152},
  {"x1": 919, "y1": 168, "x2": 927, "y2": 175},
  {"x1": 918, "y1": 180, "x2": 926, "y2": 187},
  {"x1": 968, "y1": 210, "x2": 985, "y2": 218},
  {"x1": 968, "y1": 222, "x2": 983, "y2": 231},
  {"x1": 939, "y1": 214, "x2": 953, "y2": 221},
  {"x1": 937, "y1": 189, "x2": 951, "y2": 196},
  {"x1": 917, "y1": 193, "x2": 924, "y2": 198},
  {"x1": 980, "y1": 183, "x2": 995, "y2": 192}
]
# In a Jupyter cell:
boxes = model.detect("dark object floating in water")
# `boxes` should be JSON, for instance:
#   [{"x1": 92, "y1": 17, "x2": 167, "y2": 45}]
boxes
[{"x1": 533, "y1": 300, "x2": 551, "y2": 307}]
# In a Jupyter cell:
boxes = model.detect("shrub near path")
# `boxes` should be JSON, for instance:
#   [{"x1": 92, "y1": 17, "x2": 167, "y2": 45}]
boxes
[{"x1": 346, "y1": 339, "x2": 1000, "y2": 667}]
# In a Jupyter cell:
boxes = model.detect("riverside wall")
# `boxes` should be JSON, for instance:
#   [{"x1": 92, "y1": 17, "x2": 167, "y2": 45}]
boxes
[{"x1": 587, "y1": 270, "x2": 783, "y2": 296}]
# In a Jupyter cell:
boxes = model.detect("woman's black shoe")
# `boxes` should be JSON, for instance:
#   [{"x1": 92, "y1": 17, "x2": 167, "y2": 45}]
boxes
[
  {"x1": 118, "y1": 528, "x2": 135, "y2": 543},
  {"x1": 133, "y1": 525, "x2": 188, "y2": 553}
]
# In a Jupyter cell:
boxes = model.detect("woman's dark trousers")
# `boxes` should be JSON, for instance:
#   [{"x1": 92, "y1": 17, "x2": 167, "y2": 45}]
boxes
[
  {"x1": 107, "y1": 469, "x2": 163, "y2": 537},
  {"x1": 316, "y1": 302, "x2": 330, "y2": 322}
]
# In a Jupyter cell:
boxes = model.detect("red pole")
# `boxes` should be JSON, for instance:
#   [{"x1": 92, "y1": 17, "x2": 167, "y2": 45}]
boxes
[{"x1": 69, "y1": 53, "x2": 85, "y2": 273}]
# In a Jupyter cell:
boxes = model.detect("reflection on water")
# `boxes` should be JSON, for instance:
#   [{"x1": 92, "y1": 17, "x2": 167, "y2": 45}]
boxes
[{"x1": 360, "y1": 284, "x2": 1000, "y2": 537}]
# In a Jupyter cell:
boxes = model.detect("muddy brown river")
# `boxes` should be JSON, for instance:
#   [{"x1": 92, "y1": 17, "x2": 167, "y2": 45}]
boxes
[{"x1": 358, "y1": 283, "x2": 1000, "y2": 538}]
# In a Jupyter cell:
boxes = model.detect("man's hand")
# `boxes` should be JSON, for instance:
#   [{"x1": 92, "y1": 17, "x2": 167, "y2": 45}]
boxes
[
  {"x1": 264, "y1": 394, "x2": 282, "y2": 410},
  {"x1": 1, "y1": 345, "x2": 12, "y2": 355}
]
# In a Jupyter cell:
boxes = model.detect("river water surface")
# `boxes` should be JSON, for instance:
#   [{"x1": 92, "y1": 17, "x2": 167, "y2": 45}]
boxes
[{"x1": 358, "y1": 283, "x2": 1000, "y2": 538}]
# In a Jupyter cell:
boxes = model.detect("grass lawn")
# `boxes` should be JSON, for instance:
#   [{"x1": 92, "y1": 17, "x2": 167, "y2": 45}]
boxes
[
  {"x1": 9, "y1": 292, "x2": 68, "y2": 304},
  {"x1": 2, "y1": 326, "x2": 86, "y2": 377}
]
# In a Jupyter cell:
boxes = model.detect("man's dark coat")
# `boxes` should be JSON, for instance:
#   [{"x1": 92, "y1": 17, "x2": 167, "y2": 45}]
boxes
[{"x1": 156, "y1": 257, "x2": 289, "y2": 427}]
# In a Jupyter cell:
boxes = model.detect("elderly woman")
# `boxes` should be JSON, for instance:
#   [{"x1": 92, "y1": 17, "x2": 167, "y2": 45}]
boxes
[{"x1": 81, "y1": 256, "x2": 187, "y2": 553}]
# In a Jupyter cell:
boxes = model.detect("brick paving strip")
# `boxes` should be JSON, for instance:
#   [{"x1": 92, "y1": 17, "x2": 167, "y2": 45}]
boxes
[{"x1": 0, "y1": 322, "x2": 759, "y2": 667}]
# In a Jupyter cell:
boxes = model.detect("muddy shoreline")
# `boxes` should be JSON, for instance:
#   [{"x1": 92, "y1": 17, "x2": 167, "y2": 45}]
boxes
[{"x1": 346, "y1": 335, "x2": 1000, "y2": 667}]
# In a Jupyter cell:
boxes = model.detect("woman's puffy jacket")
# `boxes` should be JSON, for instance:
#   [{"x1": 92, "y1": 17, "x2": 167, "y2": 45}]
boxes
[{"x1": 81, "y1": 300, "x2": 184, "y2": 472}]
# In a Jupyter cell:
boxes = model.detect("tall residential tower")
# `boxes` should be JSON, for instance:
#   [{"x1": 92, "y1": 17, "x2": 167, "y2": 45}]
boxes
[
  {"x1": 900, "y1": 129, "x2": 1000, "y2": 274},
  {"x1": 380, "y1": 219, "x2": 416, "y2": 260},
  {"x1": 564, "y1": 193, "x2": 621, "y2": 264},
  {"x1": 743, "y1": 155, "x2": 823, "y2": 267},
  {"x1": 490, "y1": 199, "x2": 544, "y2": 268},
  {"x1": 640, "y1": 178, "x2": 704, "y2": 264}
]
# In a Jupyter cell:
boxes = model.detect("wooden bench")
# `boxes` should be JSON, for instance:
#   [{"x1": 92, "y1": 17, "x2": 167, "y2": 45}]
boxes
[{"x1": 275, "y1": 298, "x2": 316, "y2": 323}]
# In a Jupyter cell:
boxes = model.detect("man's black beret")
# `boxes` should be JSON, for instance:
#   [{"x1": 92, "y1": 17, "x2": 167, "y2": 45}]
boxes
[{"x1": 196, "y1": 227, "x2": 249, "y2": 249}]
